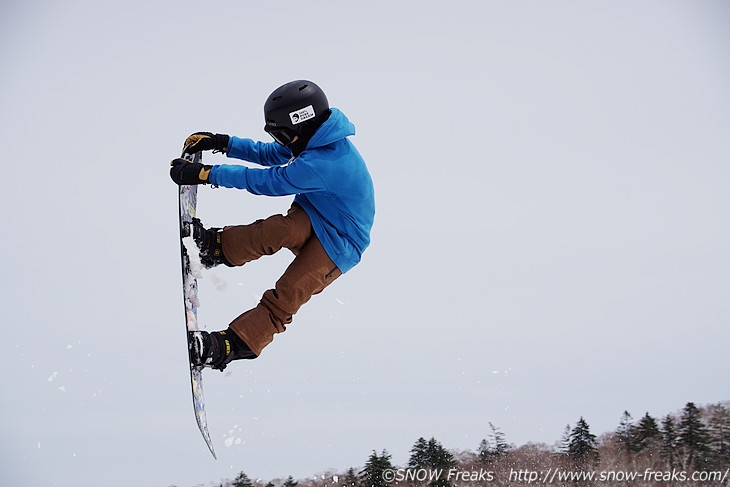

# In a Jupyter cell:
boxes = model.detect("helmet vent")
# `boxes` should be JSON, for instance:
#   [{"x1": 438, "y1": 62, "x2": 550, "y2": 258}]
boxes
[
  {"x1": 298, "y1": 84, "x2": 309, "y2": 91},
  {"x1": 272, "y1": 96, "x2": 283, "y2": 101}
]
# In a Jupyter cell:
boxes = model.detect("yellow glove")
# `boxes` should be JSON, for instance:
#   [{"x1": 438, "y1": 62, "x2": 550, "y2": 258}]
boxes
[
  {"x1": 184, "y1": 132, "x2": 230, "y2": 154},
  {"x1": 170, "y1": 158, "x2": 212, "y2": 185}
]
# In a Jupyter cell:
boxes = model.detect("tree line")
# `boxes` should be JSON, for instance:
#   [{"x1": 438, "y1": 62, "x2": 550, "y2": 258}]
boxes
[{"x1": 200, "y1": 401, "x2": 730, "y2": 487}]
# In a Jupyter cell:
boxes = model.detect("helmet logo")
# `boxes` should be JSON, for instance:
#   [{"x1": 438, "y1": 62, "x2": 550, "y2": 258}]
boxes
[{"x1": 289, "y1": 105, "x2": 316, "y2": 125}]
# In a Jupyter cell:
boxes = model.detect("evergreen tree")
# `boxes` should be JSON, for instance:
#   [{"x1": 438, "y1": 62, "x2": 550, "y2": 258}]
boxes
[
  {"x1": 282, "y1": 476, "x2": 298, "y2": 487},
  {"x1": 707, "y1": 403, "x2": 730, "y2": 469},
  {"x1": 477, "y1": 438, "x2": 491, "y2": 463},
  {"x1": 426, "y1": 438, "x2": 456, "y2": 487},
  {"x1": 407, "y1": 437, "x2": 455, "y2": 487},
  {"x1": 264, "y1": 482, "x2": 275, "y2": 487},
  {"x1": 232, "y1": 472, "x2": 254, "y2": 487},
  {"x1": 487, "y1": 422, "x2": 511, "y2": 457},
  {"x1": 633, "y1": 412, "x2": 661, "y2": 453},
  {"x1": 558, "y1": 424, "x2": 572, "y2": 455},
  {"x1": 477, "y1": 424, "x2": 511, "y2": 463},
  {"x1": 616, "y1": 410, "x2": 635, "y2": 454},
  {"x1": 408, "y1": 437, "x2": 430, "y2": 468},
  {"x1": 343, "y1": 467, "x2": 360, "y2": 487},
  {"x1": 428, "y1": 437, "x2": 455, "y2": 465},
  {"x1": 568, "y1": 417, "x2": 599, "y2": 465},
  {"x1": 660, "y1": 415, "x2": 679, "y2": 469},
  {"x1": 360, "y1": 450, "x2": 394, "y2": 487},
  {"x1": 678, "y1": 402, "x2": 712, "y2": 470}
]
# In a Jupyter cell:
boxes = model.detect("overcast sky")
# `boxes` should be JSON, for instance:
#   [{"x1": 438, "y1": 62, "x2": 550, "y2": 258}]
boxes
[{"x1": 1, "y1": 1, "x2": 729, "y2": 486}]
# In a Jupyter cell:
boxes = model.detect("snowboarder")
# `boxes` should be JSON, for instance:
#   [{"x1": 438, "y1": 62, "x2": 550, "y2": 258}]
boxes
[{"x1": 170, "y1": 80, "x2": 375, "y2": 370}]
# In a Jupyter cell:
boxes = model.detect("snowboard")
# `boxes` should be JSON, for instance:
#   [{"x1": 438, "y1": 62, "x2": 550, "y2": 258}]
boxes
[{"x1": 178, "y1": 150, "x2": 217, "y2": 459}]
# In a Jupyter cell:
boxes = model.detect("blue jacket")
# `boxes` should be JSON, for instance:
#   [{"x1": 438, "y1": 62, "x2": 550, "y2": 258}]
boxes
[{"x1": 208, "y1": 108, "x2": 375, "y2": 273}]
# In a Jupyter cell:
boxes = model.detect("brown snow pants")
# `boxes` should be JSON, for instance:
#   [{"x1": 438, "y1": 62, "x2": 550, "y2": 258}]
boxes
[{"x1": 220, "y1": 203, "x2": 341, "y2": 356}]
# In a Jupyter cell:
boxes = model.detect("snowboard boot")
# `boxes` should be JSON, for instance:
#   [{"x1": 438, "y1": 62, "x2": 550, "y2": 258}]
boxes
[
  {"x1": 183, "y1": 217, "x2": 233, "y2": 268},
  {"x1": 188, "y1": 329, "x2": 257, "y2": 370}
]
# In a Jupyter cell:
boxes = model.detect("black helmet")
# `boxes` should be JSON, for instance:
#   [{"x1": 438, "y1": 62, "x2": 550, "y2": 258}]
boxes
[{"x1": 264, "y1": 80, "x2": 330, "y2": 147}]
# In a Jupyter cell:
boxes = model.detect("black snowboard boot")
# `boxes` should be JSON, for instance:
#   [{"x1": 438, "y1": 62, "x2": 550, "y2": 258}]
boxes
[
  {"x1": 188, "y1": 329, "x2": 257, "y2": 370},
  {"x1": 183, "y1": 217, "x2": 233, "y2": 268}
]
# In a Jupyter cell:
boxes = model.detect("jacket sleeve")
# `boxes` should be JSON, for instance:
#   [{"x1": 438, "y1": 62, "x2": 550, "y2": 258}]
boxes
[
  {"x1": 209, "y1": 157, "x2": 328, "y2": 196},
  {"x1": 226, "y1": 136, "x2": 292, "y2": 166}
]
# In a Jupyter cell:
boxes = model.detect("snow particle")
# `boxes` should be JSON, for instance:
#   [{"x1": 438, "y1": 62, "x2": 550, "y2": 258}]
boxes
[{"x1": 210, "y1": 273, "x2": 228, "y2": 292}]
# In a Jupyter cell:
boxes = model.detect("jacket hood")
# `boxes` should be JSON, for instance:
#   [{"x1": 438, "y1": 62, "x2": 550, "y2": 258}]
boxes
[{"x1": 306, "y1": 108, "x2": 355, "y2": 150}]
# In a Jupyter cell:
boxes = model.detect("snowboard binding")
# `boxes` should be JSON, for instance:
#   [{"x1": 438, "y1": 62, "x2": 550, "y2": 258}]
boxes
[
  {"x1": 188, "y1": 329, "x2": 256, "y2": 371},
  {"x1": 182, "y1": 217, "x2": 233, "y2": 268}
]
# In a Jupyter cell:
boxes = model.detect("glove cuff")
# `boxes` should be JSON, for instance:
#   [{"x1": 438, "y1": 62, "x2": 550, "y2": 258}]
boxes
[{"x1": 213, "y1": 134, "x2": 230, "y2": 153}]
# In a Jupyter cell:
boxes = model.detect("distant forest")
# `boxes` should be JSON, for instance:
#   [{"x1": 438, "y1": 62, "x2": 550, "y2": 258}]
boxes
[{"x1": 191, "y1": 401, "x2": 730, "y2": 487}]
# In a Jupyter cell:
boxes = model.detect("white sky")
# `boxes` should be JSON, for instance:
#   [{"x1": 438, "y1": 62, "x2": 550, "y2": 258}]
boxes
[{"x1": 1, "y1": 1, "x2": 729, "y2": 486}]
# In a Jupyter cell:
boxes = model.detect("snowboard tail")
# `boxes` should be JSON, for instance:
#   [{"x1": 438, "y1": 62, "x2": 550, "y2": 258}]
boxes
[{"x1": 178, "y1": 151, "x2": 217, "y2": 459}]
